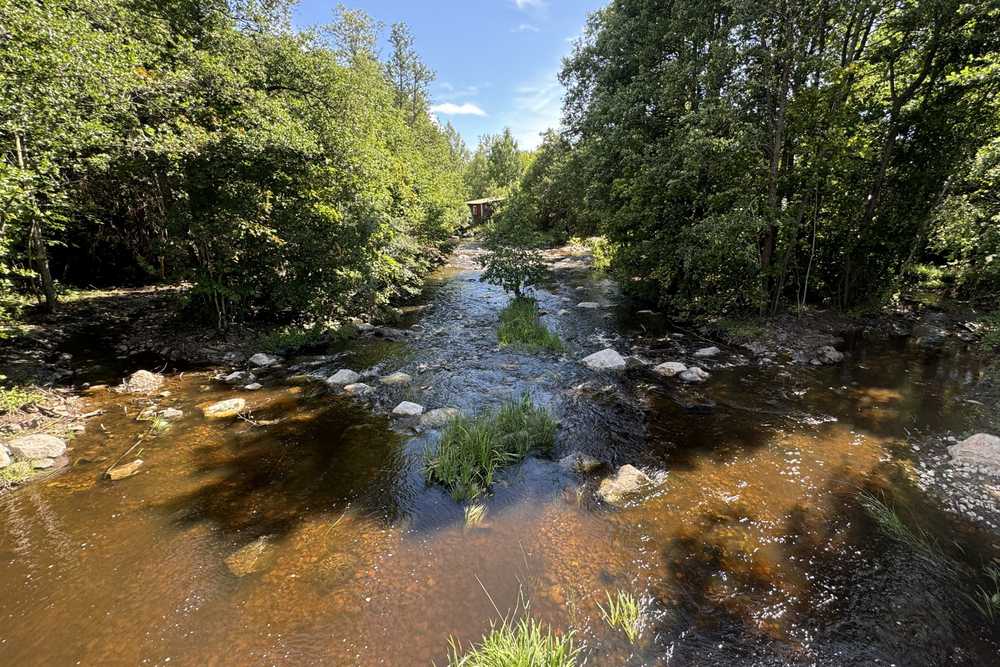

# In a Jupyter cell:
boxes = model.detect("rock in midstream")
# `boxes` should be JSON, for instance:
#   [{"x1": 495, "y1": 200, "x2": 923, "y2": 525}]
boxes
[
  {"x1": 201, "y1": 398, "x2": 246, "y2": 419},
  {"x1": 597, "y1": 464, "x2": 654, "y2": 504},
  {"x1": 327, "y1": 369, "x2": 360, "y2": 386},
  {"x1": 582, "y1": 348, "x2": 627, "y2": 371}
]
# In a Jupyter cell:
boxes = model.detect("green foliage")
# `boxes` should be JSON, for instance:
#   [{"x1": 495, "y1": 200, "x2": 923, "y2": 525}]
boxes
[
  {"x1": 447, "y1": 609, "x2": 578, "y2": 667},
  {"x1": 569, "y1": 236, "x2": 616, "y2": 273},
  {"x1": 424, "y1": 395, "x2": 557, "y2": 501},
  {"x1": 0, "y1": 0, "x2": 466, "y2": 326},
  {"x1": 597, "y1": 590, "x2": 642, "y2": 644},
  {"x1": 977, "y1": 312, "x2": 1000, "y2": 350},
  {"x1": 478, "y1": 224, "x2": 547, "y2": 300},
  {"x1": 0, "y1": 385, "x2": 42, "y2": 414},
  {"x1": 547, "y1": 0, "x2": 1000, "y2": 316},
  {"x1": 466, "y1": 129, "x2": 526, "y2": 199},
  {"x1": 256, "y1": 325, "x2": 340, "y2": 354},
  {"x1": 497, "y1": 298, "x2": 563, "y2": 353}
]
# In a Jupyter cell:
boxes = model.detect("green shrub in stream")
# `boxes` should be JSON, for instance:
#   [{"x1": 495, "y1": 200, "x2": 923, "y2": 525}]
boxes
[
  {"x1": 497, "y1": 298, "x2": 563, "y2": 353},
  {"x1": 447, "y1": 613, "x2": 578, "y2": 667},
  {"x1": 424, "y1": 395, "x2": 557, "y2": 502}
]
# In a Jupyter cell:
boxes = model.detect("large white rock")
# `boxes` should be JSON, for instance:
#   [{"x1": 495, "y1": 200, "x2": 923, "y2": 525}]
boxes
[
  {"x1": 327, "y1": 369, "x2": 360, "y2": 386},
  {"x1": 392, "y1": 401, "x2": 425, "y2": 417},
  {"x1": 653, "y1": 362, "x2": 687, "y2": 377},
  {"x1": 582, "y1": 348, "x2": 627, "y2": 371},
  {"x1": 679, "y1": 367, "x2": 710, "y2": 383},
  {"x1": 420, "y1": 407, "x2": 461, "y2": 428},
  {"x1": 202, "y1": 398, "x2": 246, "y2": 419},
  {"x1": 694, "y1": 346, "x2": 721, "y2": 358},
  {"x1": 598, "y1": 465, "x2": 653, "y2": 504},
  {"x1": 7, "y1": 434, "x2": 67, "y2": 461},
  {"x1": 948, "y1": 433, "x2": 1000, "y2": 474},
  {"x1": 380, "y1": 372, "x2": 413, "y2": 386},
  {"x1": 248, "y1": 353, "x2": 279, "y2": 367}
]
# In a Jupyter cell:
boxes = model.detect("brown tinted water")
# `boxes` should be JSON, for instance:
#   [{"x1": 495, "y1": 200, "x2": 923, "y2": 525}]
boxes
[{"x1": 1, "y1": 246, "x2": 998, "y2": 665}]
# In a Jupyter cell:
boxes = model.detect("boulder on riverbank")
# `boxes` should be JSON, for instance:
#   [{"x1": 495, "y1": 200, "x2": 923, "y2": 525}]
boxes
[
  {"x1": 121, "y1": 370, "x2": 164, "y2": 394},
  {"x1": 654, "y1": 361, "x2": 687, "y2": 377},
  {"x1": 598, "y1": 464, "x2": 653, "y2": 504},
  {"x1": 327, "y1": 369, "x2": 360, "y2": 386},
  {"x1": 392, "y1": 401, "x2": 424, "y2": 417},
  {"x1": 248, "y1": 353, "x2": 279, "y2": 367},
  {"x1": 948, "y1": 433, "x2": 1000, "y2": 474},
  {"x1": 694, "y1": 346, "x2": 721, "y2": 358},
  {"x1": 6, "y1": 434, "x2": 66, "y2": 461},
  {"x1": 420, "y1": 407, "x2": 460, "y2": 428},
  {"x1": 202, "y1": 398, "x2": 246, "y2": 419},
  {"x1": 679, "y1": 367, "x2": 710, "y2": 383},
  {"x1": 343, "y1": 383, "x2": 373, "y2": 397},
  {"x1": 582, "y1": 348, "x2": 627, "y2": 371}
]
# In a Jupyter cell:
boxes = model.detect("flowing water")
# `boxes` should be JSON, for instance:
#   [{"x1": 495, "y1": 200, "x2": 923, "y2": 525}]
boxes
[{"x1": 1, "y1": 244, "x2": 998, "y2": 665}]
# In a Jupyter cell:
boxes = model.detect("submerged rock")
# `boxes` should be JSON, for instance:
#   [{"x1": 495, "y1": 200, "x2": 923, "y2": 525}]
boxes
[
  {"x1": 224, "y1": 536, "x2": 274, "y2": 577},
  {"x1": 243, "y1": 383, "x2": 263, "y2": 391},
  {"x1": 598, "y1": 465, "x2": 653, "y2": 504},
  {"x1": 343, "y1": 383, "x2": 373, "y2": 397},
  {"x1": 949, "y1": 433, "x2": 1000, "y2": 474},
  {"x1": 420, "y1": 407, "x2": 461, "y2": 428},
  {"x1": 327, "y1": 369, "x2": 360, "y2": 386},
  {"x1": 380, "y1": 372, "x2": 413, "y2": 386},
  {"x1": 582, "y1": 348, "x2": 627, "y2": 371},
  {"x1": 202, "y1": 398, "x2": 246, "y2": 419},
  {"x1": 694, "y1": 346, "x2": 721, "y2": 358},
  {"x1": 653, "y1": 361, "x2": 687, "y2": 377},
  {"x1": 248, "y1": 352, "x2": 279, "y2": 367},
  {"x1": 107, "y1": 459, "x2": 143, "y2": 480},
  {"x1": 812, "y1": 345, "x2": 844, "y2": 365},
  {"x1": 7, "y1": 434, "x2": 66, "y2": 461},
  {"x1": 679, "y1": 367, "x2": 710, "y2": 383},
  {"x1": 392, "y1": 401, "x2": 424, "y2": 417},
  {"x1": 559, "y1": 452, "x2": 603, "y2": 474},
  {"x1": 122, "y1": 370, "x2": 164, "y2": 394},
  {"x1": 577, "y1": 302, "x2": 601, "y2": 309}
]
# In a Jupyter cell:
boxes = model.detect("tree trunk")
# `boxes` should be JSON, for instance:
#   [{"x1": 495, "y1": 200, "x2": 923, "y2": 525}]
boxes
[{"x1": 28, "y1": 219, "x2": 57, "y2": 313}]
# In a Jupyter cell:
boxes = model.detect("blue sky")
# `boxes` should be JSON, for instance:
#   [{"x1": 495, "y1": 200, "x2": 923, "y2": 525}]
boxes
[{"x1": 292, "y1": 1, "x2": 606, "y2": 150}]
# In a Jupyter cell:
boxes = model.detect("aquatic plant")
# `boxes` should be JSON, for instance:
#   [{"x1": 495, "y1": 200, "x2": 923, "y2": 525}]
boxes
[
  {"x1": 424, "y1": 395, "x2": 557, "y2": 502},
  {"x1": 597, "y1": 590, "x2": 642, "y2": 644},
  {"x1": 447, "y1": 612, "x2": 578, "y2": 667},
  {"x1": 464, "y1": 503, "x2": 488, "y2": 528},
  {"x1": 858, "y1": 491, "x2": 957, "y2": 575},
  {"x1": 497, "y1": 298, "x2": 563, "y2": 353},
  {"x1": 0, "y1": 461, "x2": 35, "y2": 489}
]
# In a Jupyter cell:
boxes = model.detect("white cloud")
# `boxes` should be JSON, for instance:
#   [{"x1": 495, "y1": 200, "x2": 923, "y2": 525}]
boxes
[
  {"x1": 435, "y1": 82, "x2": 486, "y2": 102},
  {"x1": 430, "y1": 102, "x2": 488, "y2": 117},
  {"x1": 497, "y1": 70, "x2": 563, "y2": 149},
  {"x1": 513, "y1": 0, "x2": 546, "y2": 9},
  {"x1": 513, "y1": 23, "x2": 540, "y2": 33}
]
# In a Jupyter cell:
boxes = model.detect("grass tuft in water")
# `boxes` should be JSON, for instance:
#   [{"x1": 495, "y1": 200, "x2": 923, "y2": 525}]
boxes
[
  {"x1": 971, "y1": 561, "x2": 1000, "y2": 623},
  {"x1": 858, "y1": 491, "x2": 957, "y2": 575},
  {"x1": 424, "y1": 395, "x2": 557, "y2": 502},
  {"x1": 497, "y1": 298, "x2": 563, "y2": 353},
  {"x1": 447, "y1": 612, "x2": 578, "y2": 667},
  {"x1": 598, "y1": 590, "x2": 642, "y2": 644},
  {"x1": 464, "y1": 503, "x2": 488, "y2": 528}
]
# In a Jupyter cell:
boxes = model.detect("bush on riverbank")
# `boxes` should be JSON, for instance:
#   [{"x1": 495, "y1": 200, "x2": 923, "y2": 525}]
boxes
[
  {"x1": 424, "y1": 396, "x2": 557, "y2": 501},
  {"x1": 497, "y1": 298, "x2": 563, "y2": 353}
]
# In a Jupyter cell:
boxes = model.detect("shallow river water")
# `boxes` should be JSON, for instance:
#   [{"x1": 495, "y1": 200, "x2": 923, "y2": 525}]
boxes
[{"x1": 1, "y1": 244, "x2": 998, "y2": 665}]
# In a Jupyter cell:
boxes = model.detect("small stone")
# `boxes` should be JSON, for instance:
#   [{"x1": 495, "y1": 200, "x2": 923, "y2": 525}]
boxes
[
  {"x1": 0, "y1": 448, "x2": 9, "y2": 469},
  {"x1": 202, "y1": 398, "x2": 246, "y2": 419},
  {"x1": 577, "y1": 302, "x2": 601, "y2": 309},
  {"x1": 679, "y1": 367, "x2": 710, "y2": 383},
  {"x1": 248, "y1": 353, "x2": 279, "y2": 367},
  {"x1": 653, "y1": 362, "x2": 687, "y2": 377},
  {"x1": 355, "y1": 322, "x2": 375, "y2": 333},
  {"x1": 558, "y1": 309, "x2": 570, "y2": 316},
  {"x1": 948, "y1": 433, "x2": 1000, "y2": 475},
  {"x1": 598, "y1": 465, "x2": 653, "y2": 504},
  {"x1": 559, "y1": 452, "x2": 603, "y2": 474},
  {"x1": 122, "y1": 370, "x2": 164, "y2": 394},
  {"x1": 243, "y1": 383, "x2": 263, "y2": 391},
  {"x1": 582, "y1": 348, "x2": 627, "y2": 371},
  {"x1": 31, "y1": 458, "x2": 55, "y2": 469},
  {"x1": 343, "y1": 383, "x2": 373, "y2": 397},
  {"x1": 380, "y1": 372, "x2": 413, "y2": 386},
  {"x1": 420, "y1": 407, "x2": 461, "y2": 428},
  {"x1": 813, "y1": 345, "x2": 845, "y2": 365},
  {"x1": 223, "y1": 371, "x2": 252, "y2": 385},
  {"x1": 392, "y1": 401, "x2": 424, "y2": 417},
  {"x1": 7, "y1": 434, "x2": 67, "y2": 461},
  {"x1": 694, "y1": 346, "x2": 721, "y2": 358},
  {"x1": 107, "y1": 459, "x2": 143, "y2": 480},
  {"x1": 159, "y1": 408, "x2": 184, "y2": 420},
  {"x1": 327, "y1": 369, "x2": 360, "y2": 386}
]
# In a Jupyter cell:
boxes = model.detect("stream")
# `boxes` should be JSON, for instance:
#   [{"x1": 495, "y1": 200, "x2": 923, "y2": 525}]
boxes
[{"x1": 1, "y1": 243, "x2": 998, "y2": 665}]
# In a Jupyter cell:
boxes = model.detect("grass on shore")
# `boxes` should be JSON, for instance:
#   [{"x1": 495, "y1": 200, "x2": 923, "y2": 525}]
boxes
[
  {"x1": 498, "y1": 298, "x2": 563, "y2": 353},
  {"x1": 424, "y1": 395, "x2": 558, "y2": 502},
  {"x1": 447, "y1": 613, "x2": 578, "y2": 667},
  {"x1": 0, "y1": 385, "x2": 43, "y2": 414},
  {"x1": 0, "y1": 461, "x2": 35, "y2": 490},
  {"x1": 598, "y1": 590, "x2": 642, "y2": 644}
]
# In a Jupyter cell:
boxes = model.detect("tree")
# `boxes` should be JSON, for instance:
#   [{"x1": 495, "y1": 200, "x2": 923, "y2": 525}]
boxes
[
  {"x1": 326, "y1": 4, "x2": 382, "y2": 63},
  {"x1": 385, "y1": 22, "x2": 435, "y2": 126}
]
